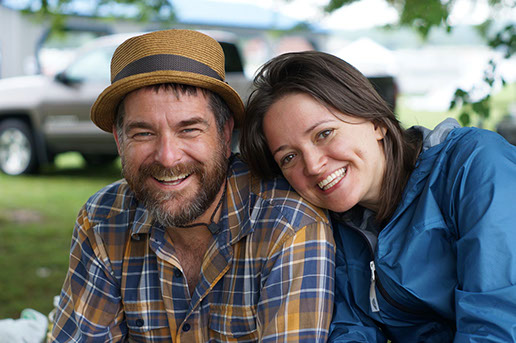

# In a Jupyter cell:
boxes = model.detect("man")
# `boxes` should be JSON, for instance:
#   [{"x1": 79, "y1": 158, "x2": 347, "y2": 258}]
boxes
[{"x1": 50, "y1": 29, "x2": 335, "y2": 342}]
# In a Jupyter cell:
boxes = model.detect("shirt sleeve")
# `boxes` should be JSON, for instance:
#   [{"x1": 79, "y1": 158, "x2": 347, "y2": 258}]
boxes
[
  {"x1": 451, "y1": 131, "x2": 516, "y2": 342},
  {"x1": 50, "y1": 207, "x2": 127, "y2": 342},
  {"x1": 256, "y1": 220, "x2": 335, "y2": 342}
]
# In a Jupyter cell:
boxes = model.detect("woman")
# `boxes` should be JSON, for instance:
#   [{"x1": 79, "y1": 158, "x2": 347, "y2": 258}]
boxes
[{"x1": 240, "y1": 51, "x2": 516, "y2": 342}]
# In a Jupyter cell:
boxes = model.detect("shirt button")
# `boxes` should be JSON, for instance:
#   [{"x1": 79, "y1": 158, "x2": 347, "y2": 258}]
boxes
[
  {"x1": 135, "y1": 319, "x2": 144, "y2": 327},
  {"x1": 174, "y1": 269, "x2": 182, "y2": 278},
  {"x1": 182, "y1": 323, "x2": 191, "y2": 332}
]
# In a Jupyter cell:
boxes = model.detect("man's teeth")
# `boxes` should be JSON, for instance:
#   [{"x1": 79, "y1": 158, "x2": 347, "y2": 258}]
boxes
[
  {"x1": 318, "y1": 168, "x2": 346, "y2": 191},
  {"x1": 155, "y1": 173, "x2": 190, "y2": 184}
]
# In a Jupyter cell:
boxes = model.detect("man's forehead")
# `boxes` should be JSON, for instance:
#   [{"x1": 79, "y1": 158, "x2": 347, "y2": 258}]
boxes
[{"x1": 124, "y1": 87, "x2": 215, "y2": 125}]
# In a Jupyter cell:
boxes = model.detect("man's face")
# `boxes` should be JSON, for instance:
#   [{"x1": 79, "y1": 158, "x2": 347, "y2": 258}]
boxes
[{"x1": 115, "y1": 86, "x2": 233, "y2": 227}]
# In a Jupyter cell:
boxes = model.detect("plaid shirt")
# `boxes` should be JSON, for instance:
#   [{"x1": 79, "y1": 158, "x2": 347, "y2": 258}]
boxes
[{"x1": 50, "y1": 156, "x2": 335, "y2": 342}]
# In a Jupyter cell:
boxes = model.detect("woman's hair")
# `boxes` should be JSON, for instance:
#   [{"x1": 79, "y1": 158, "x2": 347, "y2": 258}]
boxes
[{"x1": 240, "y1": 51, "x2": 421, "y2": 223}]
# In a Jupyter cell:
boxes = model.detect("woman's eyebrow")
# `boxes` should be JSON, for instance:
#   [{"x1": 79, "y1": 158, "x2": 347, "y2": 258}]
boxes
[{"x1": 271, "y1": 119, "x2": 336, "y2": 156}]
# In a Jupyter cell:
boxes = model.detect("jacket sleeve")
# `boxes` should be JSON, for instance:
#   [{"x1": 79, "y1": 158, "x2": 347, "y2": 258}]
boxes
[
  {"x1": 256, "y1": 221, "x2": 335, "y2": 342},
  {"x1": 451, "y1": 131, "x2": 516, "y2": 342},
  {"x1": 50, "y1": 207, "x2": 126, "y2": 342}
]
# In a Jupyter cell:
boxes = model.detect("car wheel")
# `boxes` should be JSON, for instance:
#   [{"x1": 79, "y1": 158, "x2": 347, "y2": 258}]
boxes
[{"x1": 0, "y1": 119, "x2": 39, "y2": 175}]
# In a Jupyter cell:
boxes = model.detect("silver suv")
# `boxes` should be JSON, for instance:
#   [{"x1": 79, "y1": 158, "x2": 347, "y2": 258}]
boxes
[{"x1": 0, "y1": 30, "x2": 252, "y2": 175}]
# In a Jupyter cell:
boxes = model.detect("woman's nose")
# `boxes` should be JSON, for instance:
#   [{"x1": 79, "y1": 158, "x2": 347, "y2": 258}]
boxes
[{"x1": 303, "y1": 149, "x2": 326, "y2": 176}]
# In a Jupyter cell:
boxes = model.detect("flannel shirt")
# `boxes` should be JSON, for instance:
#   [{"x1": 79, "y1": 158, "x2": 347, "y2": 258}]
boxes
[{"x1": 50, "y1": 156, "x2": 335, "y2": 342}]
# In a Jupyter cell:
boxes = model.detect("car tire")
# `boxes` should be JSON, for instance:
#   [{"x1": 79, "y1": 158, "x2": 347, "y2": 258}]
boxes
[{"x1": 0, "y1": 119, "x2": 39, "y2": 175}]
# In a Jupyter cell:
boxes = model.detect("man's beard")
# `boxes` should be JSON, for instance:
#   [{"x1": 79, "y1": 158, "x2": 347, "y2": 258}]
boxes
[{"x1": 121, "y1": 140, "x2": 229, "y2": 228}]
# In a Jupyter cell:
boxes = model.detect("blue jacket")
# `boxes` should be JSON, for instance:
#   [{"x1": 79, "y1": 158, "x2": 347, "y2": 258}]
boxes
[{"x1": 329, "y1": 123, "x2": 516, "y2": 342}]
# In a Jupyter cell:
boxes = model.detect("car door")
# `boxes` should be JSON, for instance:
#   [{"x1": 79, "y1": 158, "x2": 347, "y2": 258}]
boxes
[{"x1": 40, "y1": 44, "x2": 117, "y2": 155}]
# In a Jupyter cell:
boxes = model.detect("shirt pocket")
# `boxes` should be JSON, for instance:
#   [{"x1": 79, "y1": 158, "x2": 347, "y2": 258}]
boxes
[
  {"x1": 208, "y1": 304, "x2": 258, "y2": 341},
  {"x1": 124, "y1": 302, "x2": 171, "y2": 342}
]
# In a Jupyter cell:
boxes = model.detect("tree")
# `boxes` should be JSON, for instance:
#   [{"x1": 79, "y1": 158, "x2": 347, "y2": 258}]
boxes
[
  {"x1": 13, "y1": 0, "x2": 176, "y2": 28},
  {"x1": 324, "y1": 0, "x2": 515, "y2": 126},
  {"x1": 13, "y1": 0, "x2": 516, "y2": 126}
]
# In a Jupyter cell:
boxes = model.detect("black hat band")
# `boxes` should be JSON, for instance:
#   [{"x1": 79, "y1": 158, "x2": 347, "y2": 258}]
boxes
[{"x1": 112, "y1": 54, "x2": 223, "y2": 83}]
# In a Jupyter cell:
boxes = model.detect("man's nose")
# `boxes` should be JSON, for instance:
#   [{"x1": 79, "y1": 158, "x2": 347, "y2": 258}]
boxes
[
  {"x1": 303, "y1": 148, "x2": 326, "y2": 176},
  {"x1": 155, "y1": 134, "x2": 183, "y2": 167}
]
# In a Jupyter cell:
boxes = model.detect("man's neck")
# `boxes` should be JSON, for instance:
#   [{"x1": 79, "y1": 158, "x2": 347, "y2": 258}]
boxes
[{"x1": 167, "y1": 183, "x2": 226, "y2": 248}]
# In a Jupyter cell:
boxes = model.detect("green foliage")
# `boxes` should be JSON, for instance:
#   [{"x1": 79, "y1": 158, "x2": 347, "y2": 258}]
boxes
[
  {"x1": 489, "y1": 23, "x2": 516, "y2": 58},
  {"x1": 449, "y1": 24, "x2": 515, "y2": 126},
  {"x1": 324, "y1": 0, "x2": 360, "y2": 13},
  {"x1": 19, "y1": 0, "x2": 176, "y2": 32},
  {"x1": 449, "y1": 58, "x2": 499, "y2": 126},
  {"x1": 393, "y1": 0, "x2": 451, "y2": 38},
  {"x1": 324, "y1": 0, "x2": 516, "y2": 127}
]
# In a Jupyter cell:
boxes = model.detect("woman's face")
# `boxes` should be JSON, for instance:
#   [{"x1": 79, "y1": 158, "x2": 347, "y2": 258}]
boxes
[{"x1": 263, "y1": 92, "x2": 386, "y2": 213}]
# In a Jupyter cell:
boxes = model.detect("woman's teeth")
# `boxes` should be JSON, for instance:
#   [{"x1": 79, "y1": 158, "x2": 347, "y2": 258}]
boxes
[
  {"x1": 155, "y1": 173, "x2": 190, "y2": 185},
  {"x1": 318, "y1": 168, "x2": 346, "y2": 191}
]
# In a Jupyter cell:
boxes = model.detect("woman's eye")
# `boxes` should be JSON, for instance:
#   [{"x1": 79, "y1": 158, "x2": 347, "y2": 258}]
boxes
[
  {"x1": 280, "y1": 153, "x2": 296, "y2": 166},
  {"x1": 317, "y1": 129, "x2": 333, "y2": 140}
]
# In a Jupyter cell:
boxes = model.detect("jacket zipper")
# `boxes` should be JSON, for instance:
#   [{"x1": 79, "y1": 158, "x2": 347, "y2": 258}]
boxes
[
  {"x1": 369, "y1": 261, "x2": 380, "y2": 312},
  {"x1": 348, "y1": 225, "x2": 428, "y2": 316}
]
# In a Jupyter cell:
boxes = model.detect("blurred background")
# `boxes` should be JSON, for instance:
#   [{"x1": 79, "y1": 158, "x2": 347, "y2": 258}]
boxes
[{"x1": 0, "y1": 0, "x2": 515, "y2": 320}]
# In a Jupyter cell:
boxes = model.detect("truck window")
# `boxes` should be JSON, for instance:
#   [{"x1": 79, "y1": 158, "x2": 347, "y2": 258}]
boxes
[
  {"x1": 219, "y1": 42, "x2": 244, "y2": 73},
  {"x1": 65, "y1": 45, "x2": 115, "y2": 82}
]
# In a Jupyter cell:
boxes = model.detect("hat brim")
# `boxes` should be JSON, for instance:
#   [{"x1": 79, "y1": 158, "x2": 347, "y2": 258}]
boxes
[{"x1": 91, "y1": 70, "x2": 244, "y2": 132}]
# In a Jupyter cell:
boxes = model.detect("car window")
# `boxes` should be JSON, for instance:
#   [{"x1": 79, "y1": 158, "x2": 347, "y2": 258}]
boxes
[
  {"x1": 65, "y1": 45, "x2": 116, "y2": 82},
  {"x1": 220, "y1": 42, "x2": 244, "y2": 73}
]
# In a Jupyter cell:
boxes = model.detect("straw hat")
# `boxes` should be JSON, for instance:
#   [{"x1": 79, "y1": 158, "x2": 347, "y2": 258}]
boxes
[{"x1": 91, "y1": 29, "x2": 244, "y2": 132}]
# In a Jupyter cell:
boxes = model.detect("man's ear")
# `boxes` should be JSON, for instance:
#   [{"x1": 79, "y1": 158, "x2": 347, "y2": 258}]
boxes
[
  {"x1": 113, "y1": 125, "x2": 123, "y2": 155},
  {"x1": 224, "y1": 117, "x2": 235, "y2": 157}
]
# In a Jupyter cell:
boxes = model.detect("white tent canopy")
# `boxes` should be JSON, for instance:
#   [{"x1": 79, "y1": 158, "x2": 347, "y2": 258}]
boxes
[{"x1": 333, "y1": 37, "x2": 398, "y2": 77}]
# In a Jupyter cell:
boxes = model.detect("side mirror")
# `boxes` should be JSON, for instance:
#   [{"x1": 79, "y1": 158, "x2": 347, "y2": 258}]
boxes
[{"x1": 55, "y1": 71, "x2": 81, "y2": 86}]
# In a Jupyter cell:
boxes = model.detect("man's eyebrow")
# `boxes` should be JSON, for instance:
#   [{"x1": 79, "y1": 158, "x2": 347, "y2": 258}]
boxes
[
  {"x1": 124, "y1": 117, "x2": 210, "y2": 134},
  {"x1": 176, "y1": 117, "x2": 210, "y2": 129},
  {"x1": 125, "y1": 121, "x2": 154, "y2": 133}
]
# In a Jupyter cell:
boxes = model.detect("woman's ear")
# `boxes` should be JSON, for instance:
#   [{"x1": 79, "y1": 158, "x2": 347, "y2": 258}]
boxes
[{"x1": 374, "y1": 123, "x2": 387, "y2": 141}]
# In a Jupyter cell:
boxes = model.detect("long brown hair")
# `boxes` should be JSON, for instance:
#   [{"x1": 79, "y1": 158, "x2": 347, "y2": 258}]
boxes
[{"x1": 240, "y1": 51, "x2": 421, "y2": 224}]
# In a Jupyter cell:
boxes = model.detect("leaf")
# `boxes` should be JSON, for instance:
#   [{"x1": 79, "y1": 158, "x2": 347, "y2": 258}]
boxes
[
  {"x1": 459, "y1": 111, "x2": 471, "y2": 127},
  {"x1": 472, "y1": 97, "x2": 491, "y2": 119}
]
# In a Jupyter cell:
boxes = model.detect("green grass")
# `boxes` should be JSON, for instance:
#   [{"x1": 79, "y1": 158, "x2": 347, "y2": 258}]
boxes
[
  {"x1": 0, "y1": 84, "x2": 513, "y2": 320},
  {"x1": 0, "y1": 153, "x2": 121, "y2": 319}
]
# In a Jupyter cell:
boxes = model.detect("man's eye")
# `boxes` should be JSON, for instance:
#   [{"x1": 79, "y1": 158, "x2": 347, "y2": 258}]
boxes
[
  {"x1": 131, "y1": 131, "x2": 152, "y2": 138},
  {"x1": 180, "y1": 127, "x2": 202, "y2": 136}
]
